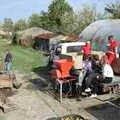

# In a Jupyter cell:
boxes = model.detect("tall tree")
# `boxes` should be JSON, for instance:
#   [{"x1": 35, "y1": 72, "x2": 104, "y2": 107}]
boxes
[
  {"x1": 105, "y1": 2, "x2": 120, "y2": 18},
  {"x1": 28, "y1": 12, "x2": 50, "y2": 29},
  {"x1": 2, "y1": 18, "x2": 13, "y2": 32},
  {"x1": 60, "y1": 5, "x2": 96, "y2": 36},
  {"x1": 48, "y1": 0, "x2": 73, "y2": 33},
  {"x1": 39, "y1": 11, "x2": 51, "y2": 30},
  {"x1": 14, "y1": 19, "x2": 27, "y2": 31},
  {"x1": 28, "y1": 13, "x2": 42, "y2": 28}
]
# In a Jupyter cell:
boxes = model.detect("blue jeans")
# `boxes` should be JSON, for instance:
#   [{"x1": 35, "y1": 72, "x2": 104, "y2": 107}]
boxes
[{"x1": 5, "y1": 62, "x2": 12, "y2": 73}]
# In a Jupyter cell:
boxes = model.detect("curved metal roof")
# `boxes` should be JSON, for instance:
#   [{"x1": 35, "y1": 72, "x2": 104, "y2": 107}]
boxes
[{"x1": 79, "y1": 19, "x2": 120, "y2": 51}]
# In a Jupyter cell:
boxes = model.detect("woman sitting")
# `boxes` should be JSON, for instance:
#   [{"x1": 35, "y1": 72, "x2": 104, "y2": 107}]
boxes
[
  {"x1": 85, "y1": 55, "x2": 114, "y2": 97},
  {"x1": 100, "y1": 55, "x2": 114, "y2": 83}
]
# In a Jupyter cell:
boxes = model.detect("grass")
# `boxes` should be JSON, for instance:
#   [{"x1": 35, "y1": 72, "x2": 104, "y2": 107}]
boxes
[{"x1": 0, "y1": 39, "x2": 48, "y2": 73}]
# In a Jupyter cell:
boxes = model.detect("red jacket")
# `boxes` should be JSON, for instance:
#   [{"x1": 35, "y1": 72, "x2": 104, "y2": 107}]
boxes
[
  {"x1": 82, "y1": 43, "x2": 91, "y2": 56},
  {"x1": 109, "y1": 39, "x2": 118, "y2": 53}
]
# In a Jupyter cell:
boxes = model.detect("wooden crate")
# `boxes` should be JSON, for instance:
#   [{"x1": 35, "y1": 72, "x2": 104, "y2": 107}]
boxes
[{"x1": 0, "y1": 74, "x2": 13, "y2": 88}]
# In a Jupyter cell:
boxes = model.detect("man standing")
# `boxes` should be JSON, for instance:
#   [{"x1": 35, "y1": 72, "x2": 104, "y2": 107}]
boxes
[
  {"x1": 4, "y1": 49, "x2": 12, "y2": 73},
  {"x1": 106, "y1": 35, "x2": 118, "y2": 64},
  {"x1": 82, "y1": 41, "x2": 91, "y2": 60}
]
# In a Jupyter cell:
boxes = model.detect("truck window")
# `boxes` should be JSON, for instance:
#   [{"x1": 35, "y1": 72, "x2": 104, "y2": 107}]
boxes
[
  {"x1": 55, "y1": 46, "x2": 62, "y2": 55},
  {"x1": 67, "y1": 45, "x2": 82, "y2": 53}
]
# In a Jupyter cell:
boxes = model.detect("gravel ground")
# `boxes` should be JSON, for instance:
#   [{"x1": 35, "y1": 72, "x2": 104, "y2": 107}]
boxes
[
  {"x1": 0, "y1": 72, "x2": 119, "y2": 120},
  {"x1": 0, "y1": 72, "x2": 73, "y2": 120}
]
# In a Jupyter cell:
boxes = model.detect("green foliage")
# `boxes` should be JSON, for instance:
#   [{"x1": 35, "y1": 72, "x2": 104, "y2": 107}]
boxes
[
  {"x1": 0, "y1": 1, "x2": 107, "y2": 37},
  {"x1": 28, "y1": 13, "x2": 42, "y2": 28},
  {"x1": 27, "y1": 3, "x2": 105, "y2": 36},
  {"x1": 14, "y1": 19, "x2": 27, "y2": 31},
  {"x1": 105, "y1": 2, "x2": 120, "y2": 19},
  {"x1": 28, "y1": 12, "x2": 51, "y2": 29},
  {"x1": 0, "y1": 39, "x2": 48, "y2": 72},
  {"x1": 79, "y1": 5, "x2": 95, "y2": 29},
  {"x1": 60, "y1": 5, "x2": 96, "y2": 35},
  {"x1": 39, "y1": 11, "x2": 51, "y2": 30},
  {"x1": 2, "y1": 18, "x2": 13, "y2": 32},
  {"x1": 48, "y1": 0, "x2": 73, "y2": 33}
]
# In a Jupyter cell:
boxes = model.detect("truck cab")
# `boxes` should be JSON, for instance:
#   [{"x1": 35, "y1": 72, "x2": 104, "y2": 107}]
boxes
[{"x1": 53, "y1": 42, "x2": 85, "y2": 69}]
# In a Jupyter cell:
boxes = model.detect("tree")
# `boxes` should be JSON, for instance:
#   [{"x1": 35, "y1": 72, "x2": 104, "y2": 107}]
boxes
[
  {"x1": 39, "y1": 11, "x2": 51, "y2": 30},
  {"x1": 2, "y1": 18, "x2": 13, "y2": 32},
  {"x1": 48, "y1": 0, "x2": 73, "y2": 33},
  {"x1": 14, "y1": 19, "x2": 27, "y2": 31},
  {"x1": 28, "y1": 12, "x2": 51, "y2": 30},
  {"x1": 28, "y1": 13, "x2": 48, "y2": 28},
  {"x1": 105, "y1": 2, "x2": 120, "y2": 18},
  {"x1": 2, "y1": 18, "x2": 13, "y2": 41},
  {"x1": 60, "y1": 5, "x2": 96, "y2": 36},
  {"x1": 95, "y1": 12, "x2": 107, "y2": 20},
  {"x1": 28, "y1": 13, "x2": 42, "y2": 28}
]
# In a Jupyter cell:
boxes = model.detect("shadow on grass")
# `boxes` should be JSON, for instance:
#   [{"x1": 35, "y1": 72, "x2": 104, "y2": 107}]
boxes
[
  {"x1": 46, "y1": 114, "x2": 85, "y2": 120},
  {"x1": 85, "y1": 102, "x2": 120, "y2": 120}
]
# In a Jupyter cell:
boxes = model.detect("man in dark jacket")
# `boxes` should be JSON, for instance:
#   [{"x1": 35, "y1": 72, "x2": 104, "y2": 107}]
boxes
[{"x1": 4, "y1": 49, "x2": 12, "y2": 73}]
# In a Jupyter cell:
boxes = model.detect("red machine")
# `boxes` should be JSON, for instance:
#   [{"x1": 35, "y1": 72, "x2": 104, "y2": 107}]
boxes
[
  {"x1": 50, "y1": 57, "x2": 74, "y2": 80},
  {"x1": 50, "y1": 56, "x2": 77, "y2": 102}
]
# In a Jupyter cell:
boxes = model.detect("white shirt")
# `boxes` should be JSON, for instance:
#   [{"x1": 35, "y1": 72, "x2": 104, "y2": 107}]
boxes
[{"x1": 103, "y1": 64, "x2": 113, "y2": 78}]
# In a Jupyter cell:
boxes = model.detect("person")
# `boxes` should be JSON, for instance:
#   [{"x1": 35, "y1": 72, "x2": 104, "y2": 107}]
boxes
[
  {"x1": 100, "y1": 55, "x2": 114, "y2": 83},
  {"x1": 4, "y1": 49, "x2": 12, "y2": 74},
  {"x1": 82, "y1": 41, "x2": 91, "y2": 60},
  {"x1": 48, "y1": 47, "x2": 55, "y2": 69},
  {"x1": 85, "y1": 72, "x2": 101, "y2": 97},
  {"x1": 78, "y1": 55, "x2": 93, "y2": 88},
  {"x1": 92, "y1": 55, "x2": 102, "y2": 74},
  {"x1": 106, "y1": 35, "x2": 118, "y2": 64},
  {"x1": 85, "y1": 55, "x2": 114, "y2": 97},
  {"x1": 84, "y1": 56, "x2": 102, "y2": 96}
]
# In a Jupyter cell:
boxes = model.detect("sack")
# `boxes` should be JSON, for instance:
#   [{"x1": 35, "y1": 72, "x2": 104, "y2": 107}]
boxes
[{"x1": 13, "y1": 80, "x2": 22, "y2": 89}]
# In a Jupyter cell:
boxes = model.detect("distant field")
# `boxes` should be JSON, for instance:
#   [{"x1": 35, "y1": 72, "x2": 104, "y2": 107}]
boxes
[{"x1": 0, "y1": 39, "x2": 48, "y2": 73}]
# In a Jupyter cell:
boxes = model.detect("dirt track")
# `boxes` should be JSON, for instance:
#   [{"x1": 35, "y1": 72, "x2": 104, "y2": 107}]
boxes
[{"x1": 0, "y1": 71, "x2": 120, "y2": 120}]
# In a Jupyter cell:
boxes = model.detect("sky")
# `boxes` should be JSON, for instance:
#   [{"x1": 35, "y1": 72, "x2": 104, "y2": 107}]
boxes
[{"x1": 0, "y1": 0, "x2": 117, "y2": 22}]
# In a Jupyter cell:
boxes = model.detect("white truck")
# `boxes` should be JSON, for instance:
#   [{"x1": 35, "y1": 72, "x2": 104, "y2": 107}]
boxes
[
  {"x1": 53, "y1": 42, "x2": 85, "y2": 69},
  {"x1": 50, "y1": 41, "x2": 104, "y2": 69}
]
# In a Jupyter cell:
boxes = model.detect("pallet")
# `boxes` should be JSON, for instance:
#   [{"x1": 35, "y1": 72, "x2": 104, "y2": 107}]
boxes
[{"x1": 0, "y1": 74, "x2": 13, "y2": 88}]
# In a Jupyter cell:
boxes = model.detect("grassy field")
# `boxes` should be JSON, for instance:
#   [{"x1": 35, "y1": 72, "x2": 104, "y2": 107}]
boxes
[{"x1": 0, "y1": 39, "x2": 48, "y2": 73}]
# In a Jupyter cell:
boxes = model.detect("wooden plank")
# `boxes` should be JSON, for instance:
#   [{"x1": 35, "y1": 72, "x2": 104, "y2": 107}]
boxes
[
  {"x1": 111, "y1": 58, "x2": 120, "y2": 74},
  {"x1": 0, "y1": 74, "x2": 13, "y2": 88}
]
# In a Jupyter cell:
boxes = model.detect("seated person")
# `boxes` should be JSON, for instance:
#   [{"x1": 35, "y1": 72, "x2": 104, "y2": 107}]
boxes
[
  {"x1": 79, "y1": 55, "x2": 93, "y2": 90},
  {"x1": 85, "y1": 72, "x2": 102, "y2": 97},
  {"x1": 84, "y1": 55, "x2": 102, "y2": 94},
  {"x1": 85, "y1": 55, "x2": 113, "y2": 97},
  {"x1": 92, "y1": 55, "x2": 102, "y2": 74},
  {"x1": 100, "y1": 55, "x2": 113, "y2": 84},
  {"x1": 82, "y1": 55, "x2": 93, "y2": 75}
]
